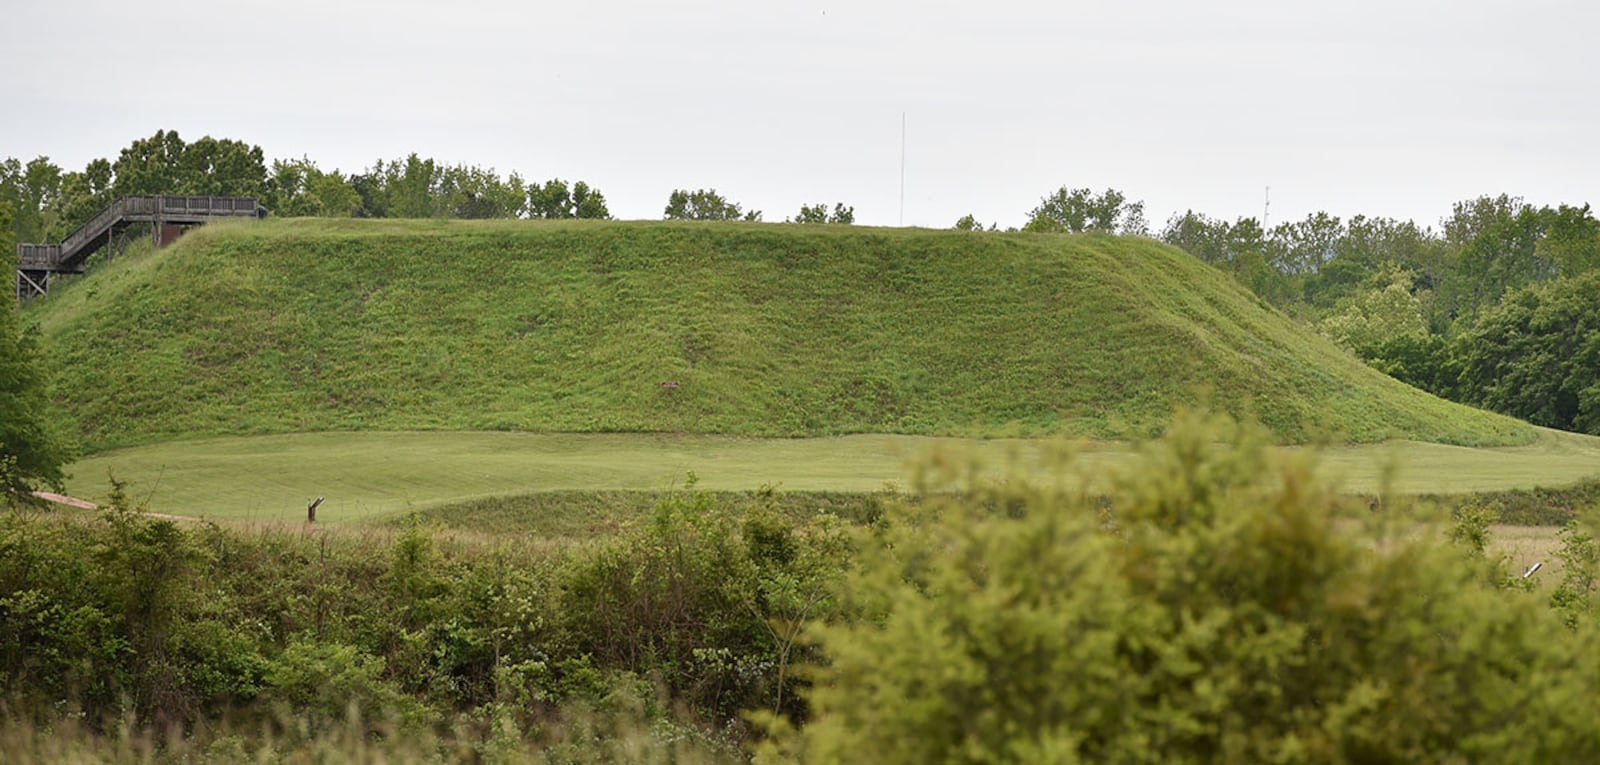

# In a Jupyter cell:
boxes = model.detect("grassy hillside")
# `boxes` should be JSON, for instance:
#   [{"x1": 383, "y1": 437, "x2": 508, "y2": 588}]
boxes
[{"x1": 28, "y1": 218, "x2": 1530, "y2": 450}]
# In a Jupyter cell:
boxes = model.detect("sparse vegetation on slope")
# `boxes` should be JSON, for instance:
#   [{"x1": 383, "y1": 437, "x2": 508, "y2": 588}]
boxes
[{"x1": 29, "y1": 218, "x2": 1529, "y2": 450}]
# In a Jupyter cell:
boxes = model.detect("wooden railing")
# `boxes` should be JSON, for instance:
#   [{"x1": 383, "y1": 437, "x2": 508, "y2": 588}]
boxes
[
  {"x1": 16, "y1": 195, "x2": 264, "y2": 299},
  {"x1": 54, "y1": 195, "x2": 262, "y2": 265},
  {"x1": 16, "y1": 243, "x2": 62, "y2": 269}
]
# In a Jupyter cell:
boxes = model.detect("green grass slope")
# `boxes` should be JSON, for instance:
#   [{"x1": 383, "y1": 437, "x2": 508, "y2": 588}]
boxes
[{"x1": 29, "y1": 218, "x2": 1530, "y2": 450}]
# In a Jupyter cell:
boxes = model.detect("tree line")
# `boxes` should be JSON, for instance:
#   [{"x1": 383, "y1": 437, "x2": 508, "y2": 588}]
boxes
[
  {"x1": 0, "y1": 130, "x2": 618, "y2": 247},
  {"x1": 1161, "y1": 196, "x2": 1600, "y2": 436},
  {"x1": 968, "y1": 186, "x2": 1600, "y2": 436},
  {"x1": 0, "y1": 131, "x2": 860, "y2": 259}
]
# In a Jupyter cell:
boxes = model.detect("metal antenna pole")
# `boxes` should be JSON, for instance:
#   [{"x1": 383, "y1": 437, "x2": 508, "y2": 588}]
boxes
[{"x1": 899, "y1": 112, "x2": 907, "y2": 227}]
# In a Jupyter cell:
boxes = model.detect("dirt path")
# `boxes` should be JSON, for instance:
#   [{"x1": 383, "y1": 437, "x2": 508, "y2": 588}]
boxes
[{"x1": 32, "y1": 491, "x2": 196, "y2": 522}]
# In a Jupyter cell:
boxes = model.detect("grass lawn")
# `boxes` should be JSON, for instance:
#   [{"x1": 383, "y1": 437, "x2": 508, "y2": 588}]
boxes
[{"x1": 59, "y1": 427, "x2": 1600, "y2": 525}]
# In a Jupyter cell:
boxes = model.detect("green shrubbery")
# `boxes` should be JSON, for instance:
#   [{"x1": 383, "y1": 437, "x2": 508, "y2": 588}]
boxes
[
  {"x1": 0, "y1": 478, "x2": 845, "y2": 759},
  {"x1": 4, "y1": 416, "x2": 1600, "y2": 761},
  {"x1": 768, "y1": 415, "x2": 1600, "y2": 763}
]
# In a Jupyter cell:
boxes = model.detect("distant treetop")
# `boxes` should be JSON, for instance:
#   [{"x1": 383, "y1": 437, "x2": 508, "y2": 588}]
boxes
[{"x1": 663, "y1": 188, "x2": 761, "y2": 222}]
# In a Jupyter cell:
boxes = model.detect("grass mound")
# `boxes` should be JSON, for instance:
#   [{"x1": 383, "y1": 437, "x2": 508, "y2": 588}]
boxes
[{"x1": 29, "y1": 218, "x2": 1529, "y2": 450}]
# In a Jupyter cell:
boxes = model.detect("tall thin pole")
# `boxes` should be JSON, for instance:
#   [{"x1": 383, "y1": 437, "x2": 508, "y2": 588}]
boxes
[{"x1": 899, "y1": 112, "x2": 906, "y2": 227}]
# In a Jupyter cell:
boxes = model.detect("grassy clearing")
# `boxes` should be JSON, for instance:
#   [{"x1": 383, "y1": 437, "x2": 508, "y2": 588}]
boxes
[
  {"x1": 60, "y1": 431, "x2": 1119, "y2": 524},
  {"x1": 1309, "y1": 426, "x2": 1600, "y2": 493},
  {"x1": 59, "y1": 427, "x2": 1600, "y2": 525},
  {"x1": 1488, "y1": 524, "x2": 1564, "y2": 587},
  {"x1": 29, "y1": 218, "x2": 1529, "y2": 450}
]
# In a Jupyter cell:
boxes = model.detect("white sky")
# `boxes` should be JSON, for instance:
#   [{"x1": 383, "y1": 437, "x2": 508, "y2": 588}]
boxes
[{"x1": 3, "y1": 0, "x2": 1596, "y2": 230}]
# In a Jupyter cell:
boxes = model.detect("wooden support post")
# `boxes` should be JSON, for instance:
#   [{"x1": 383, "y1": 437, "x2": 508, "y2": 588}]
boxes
[
  {"x1": 155, "y1": 223, "x2": 183, "y2": 247},
  {"x1": 16, "y1": 270, "x2": 48, "y2": 300},
  {"x1": 307, "y1": 496, "x2": 324, "y2": 524}
]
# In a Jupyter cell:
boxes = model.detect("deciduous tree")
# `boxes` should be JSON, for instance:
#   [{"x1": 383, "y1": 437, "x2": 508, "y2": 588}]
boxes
[
  {"x1": 528, "y1": 179, "x2": 611, "y2": 220},
  {"x1": 790, "y1": 202, "x2": 853, "y2": 224},
  {"x1": 1270, "y1": 211, "x2": 1342, "y2": 275},
  {"x1": 1456, "y1": 272, "x2": 1600, "y2": 433},
  {"x1": 1537, "y1": 204, "x2": 1600, "y2": 278},
  {"x1": 46, "y1": 158, "x2": 113, "y2": 238},
  {"x1": 439, "y1": 164, "x2": 524, "y2": 219},
  {"x1": 1161, "y1": 212, "x2": 1294, "y2": 304},
  {"x1": 0, "y1": 197, "x2": 13, "y2": 259},
  {"x1": 1024, "y1": 186, "x2": 1147, "y2": 235},
  {"x1": 1315, "y1": 267, "x2": 1430, "y2": 357},
  {"x1": 384, "y1": 154, "x2": 444, "y2": 219},
  {"x1": 0, "y1": 303, "x2": 71, "y2": 502},
  {"x1": 1442, "y1": 194, "x2": 1548, "y2": 325},
  {"x1": 952, "y1": 214, "x2": 994, "y2": 232},
  {"x1": 176, "y1": 136, "x2": 266, "y2": 197},
  {"x1": 265, "y1": 158, "x2": 359, "y2": 217},
  {"x1": 663, "y1": 188, "x2": 760, "y2": 222},
  {"x1": 111, "y1": 129, "x2": 187, "y2": 197}
]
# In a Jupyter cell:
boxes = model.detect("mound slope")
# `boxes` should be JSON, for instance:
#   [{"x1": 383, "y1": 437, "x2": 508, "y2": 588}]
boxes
[{"x1": 29, "y1": 218, "x2": 1530, "y2": 450}]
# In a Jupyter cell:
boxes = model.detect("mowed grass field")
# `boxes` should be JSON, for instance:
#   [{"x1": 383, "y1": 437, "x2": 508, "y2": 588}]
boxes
[{"x1": 59, "y1": 427, "x2": 1600, "y2": 524}]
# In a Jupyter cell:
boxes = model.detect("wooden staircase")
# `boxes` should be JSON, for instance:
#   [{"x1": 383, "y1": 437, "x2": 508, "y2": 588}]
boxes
[{"x1": 16, "y1": 195, "x2": 264, "y2": 299}]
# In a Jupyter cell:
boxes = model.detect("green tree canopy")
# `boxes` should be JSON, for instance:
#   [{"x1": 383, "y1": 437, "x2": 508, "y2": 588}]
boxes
[
  {"x1": 353, "y1": 156, "x2": 529, "y2": 220},
  {"x1": 264, "y1": 157, "x2": 360, "y2": 218},
  {"x1": 528, "y1": 178, "x2": 612, "y2": 220},
  {"x1": 790, "y1": 202, "x2": 853, "y2": 225},
  {"x1": 111, "y1": 130, "x2": 265, "y2": 199},
  {"x1": 0, "y1": 304, "x2": 71, "y2": 501},
  {"x1": 1024, "y1": 186, "x2": 1147, "y2": 235},
  {"x1": 176, "y1": 135, "x2": 267, "y2": 197},
  {"x1": 1161, "y1": 211, "x2": 1294, "y2": 305},
  {"x1": 1456, "y1": 271, "x2": 1600, "y2": 434},
  {"x1": 951, "y1": 214, "x2": 994, "y2": 231},
  {"x1": 663, "y1": 188, "x2": 761, "y2": 221},
  {"x1": 439, "y1": 165, "x2": 525, "y2": 219},
  {"x1": 46, "y1": 158, "x2": 113, "y2": 239},
  {"x1": 381, "y1": 154, "x2": 445, "y2": 219},
  {"x1": 1537, "y1": 203, "x2": 1600, "y2": 278},
  {"x1": 1315, "y1": 268, "x2": 1430, "y2": 357},
  {"x1": 0, "y1": 197, "x2": 13, "y2": 260},
  {"x1": 1442, "y1": 194, "x2": 1549, "y2": 326},
  {"x1": 1270, "y1": 210, "x2": 1342, "y2": 275},
  {"x1": 0, "y1": 157, "x2": 62, "y2": 245}
]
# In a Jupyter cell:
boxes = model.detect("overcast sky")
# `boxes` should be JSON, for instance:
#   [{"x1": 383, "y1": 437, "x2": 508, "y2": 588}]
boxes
[{"x1": 4, "y1": 0, "x2": 1596, "y2": 230}]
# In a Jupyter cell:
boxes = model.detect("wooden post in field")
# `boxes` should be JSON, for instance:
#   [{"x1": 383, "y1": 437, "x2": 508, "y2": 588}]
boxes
[{"x1": 307, "y1": 496, "x2": 324, "y2": 525}]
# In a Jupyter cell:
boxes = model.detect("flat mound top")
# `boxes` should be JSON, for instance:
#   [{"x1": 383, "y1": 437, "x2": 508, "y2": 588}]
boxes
[{"x1": 29, "y1": 217, "x2": 1530, "y2": 450}]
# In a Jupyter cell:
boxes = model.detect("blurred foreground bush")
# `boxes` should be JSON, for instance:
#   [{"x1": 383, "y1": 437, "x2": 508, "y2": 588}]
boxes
[{"x1": 774, "y1": 414, "x2": 1600, "y2": 763}]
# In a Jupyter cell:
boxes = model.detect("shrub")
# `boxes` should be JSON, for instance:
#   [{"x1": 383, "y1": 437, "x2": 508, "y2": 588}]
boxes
[
  {"x1": 781, "y1": 414, "x2": 1600, "y2": 762},
  {"x1": 555, "y1": 481, "x2": 848, "y2": 721},
  {"x1": 260, "y1": 639, "x2": 424, "y2": 731}
]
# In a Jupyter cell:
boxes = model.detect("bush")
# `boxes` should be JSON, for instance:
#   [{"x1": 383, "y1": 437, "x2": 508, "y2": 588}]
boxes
[
  {"x1": 260, "y1": 639, "x2": 423, "y2": 730},
  {"x1": 780, "y1": 414, "x2": 1600, "y2": 762},
  {"x1": 557, "y1": 485, "x2": 771, "y2": 719}
]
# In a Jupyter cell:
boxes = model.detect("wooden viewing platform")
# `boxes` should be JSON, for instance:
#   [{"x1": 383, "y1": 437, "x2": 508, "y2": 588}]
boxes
[{"x1": 16, "y1": 194, "x2": 265, "y2": 299}]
